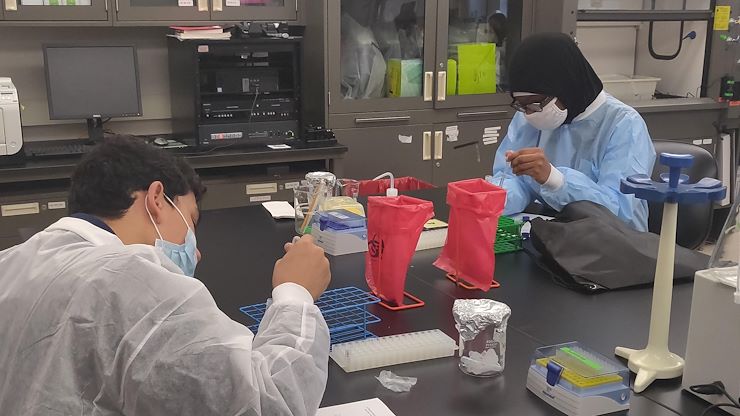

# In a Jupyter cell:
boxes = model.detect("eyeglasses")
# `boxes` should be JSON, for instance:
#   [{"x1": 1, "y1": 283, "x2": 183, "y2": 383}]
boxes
[{"x1": 510, "y1": 96, "x2": 555, "y2": 114}]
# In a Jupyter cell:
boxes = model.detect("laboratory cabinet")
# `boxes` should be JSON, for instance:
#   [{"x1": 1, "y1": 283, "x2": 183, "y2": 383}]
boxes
[
  {"x1": 322, "y1": 0, "x2": 534, "y2": 115},
  {"x1": 305, "y1": 0, "x2": 574, "y2": 185},
  {"x1": 1, "y1": 0, "x2": 109, "y2": 21},
  {"x1": 114, "y1": 0, "x2": 211, "y2": 22},
  {"x1": 432, "y1": 119, "x2": 506, "y2": 185},
  {"x1": 115, "y1": 0, "x2": 297, "y2": 23},
  {"x1": 336, "y1": 119, "x2": 508, "y2": 185},
  {"x1": 334, "y1": 124, "x2": 436, "y2": 182},
  {"x1": 0, "y1": 0, "x2": 302, "y2": 24},
  {"x1": 210, "y1": 0, "x2": 297, "y2": 22}
]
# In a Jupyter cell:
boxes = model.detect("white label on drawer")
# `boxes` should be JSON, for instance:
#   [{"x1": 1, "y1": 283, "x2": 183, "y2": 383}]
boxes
[
  {"x1": 47, "y1": 201, "x2": 67, "y2": 210},
  {"x1": 178, "y1": 0, "x2": 193, "y2": 6},
  {"x1": 225, "y1": 0, "x2": 239, "y2": 6},
  {"x1": 250, "y1": 195, "x2": 272, "y2": 203},
  {"x1": 692, "y1": 139, "x2": 703, "y2": 145},
  {"x1": 246, "y1": 183, "x2": 278, "y2": 195},
  {"x1": 1, "y1": 202, "x2": 40, "y2": 217},
  {"x1": 445, "y1": 125, "x2": 459, "y2": 142},
  {"x1": 198, "y1": 45, "x2": 209, "y2": 53},
  {"x1": 398, "y1": 134, "x2": 413, "y2": 144},
  {"x1": 703, "y1": 138, "x2": 713, "y2": 145},
  {"x1": 284, "y1": 181, "x2": 300, "y2": 190}
]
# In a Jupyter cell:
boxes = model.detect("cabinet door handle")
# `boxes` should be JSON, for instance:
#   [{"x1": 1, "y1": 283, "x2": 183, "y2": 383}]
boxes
[
  {"x1": 437, "y1": 71, "x2": 447, "y2": 102},
  {"x1": 458, "y1": 110, "x2": 509, "y2": 118},
  {"x1": 197, "y1": 0, "x2": 209, "y2": 11},
  {"x1": 355, "y1": 116, "x2": 411, "y2": 124},
  {"x1": 434, "y1": 131, "x2": 443, "y2": 160},
  {"x1": 423, "y1": 72, "x2": 433, "y2": 102},
  {"x1": 423, "y1": 131, "x2": 432, "y2": 161},
  {"x1": 5, "y1": 0, "x2": 17, "y2": 11},
  {"x1": 213, "y1": 0, "x2": 222, "y2": 11}
]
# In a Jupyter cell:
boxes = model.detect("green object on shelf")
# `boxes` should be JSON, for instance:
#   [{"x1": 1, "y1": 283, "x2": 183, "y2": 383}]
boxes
[
  {"x1": 447, "y1": 59, "x2": 458, "y2": 96},
  {"x1": 495, "y1": 216, "x2": 523, "y2": 254},
  {"x1": 387, "y1": 59, "x2": 423, "y2": 98},
  {"x1": 457, "y1": 43, "x2": 496, "y2": 95}
]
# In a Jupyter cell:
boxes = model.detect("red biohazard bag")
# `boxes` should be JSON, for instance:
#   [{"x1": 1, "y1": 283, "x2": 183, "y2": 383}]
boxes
[
  {"x1": 365, "y1": 195, "x2": 434, "y2": 310},
  {"x1": 433, "y1": 179, "x2": 506, "y2": 291},
  {"x1": 358, "y1": 177, "x2": 436, "y2": 196}
]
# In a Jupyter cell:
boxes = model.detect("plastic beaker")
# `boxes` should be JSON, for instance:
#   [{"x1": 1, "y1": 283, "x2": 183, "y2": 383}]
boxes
[
  {"x1": 294, "y1": 185, "x2": 328, "y2": 235},
  {"x1": 336, "y1": 178, "x2": 360, "y2": 199}
]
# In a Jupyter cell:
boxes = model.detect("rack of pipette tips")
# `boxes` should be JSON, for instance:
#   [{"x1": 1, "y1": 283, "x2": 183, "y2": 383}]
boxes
[{"x1": 526, "y1": 342, "x2": 630, "y2": 416}]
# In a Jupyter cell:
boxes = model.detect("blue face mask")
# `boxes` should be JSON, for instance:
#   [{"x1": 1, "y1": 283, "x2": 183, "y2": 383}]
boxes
[{"x1": 145, "y1": 194, "x2": 198, "y2": 277}]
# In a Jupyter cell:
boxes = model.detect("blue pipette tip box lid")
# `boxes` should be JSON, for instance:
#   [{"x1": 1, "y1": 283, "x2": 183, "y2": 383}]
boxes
[{"x1": 318, "y1": 209, "x2": 367, "y2": 231}]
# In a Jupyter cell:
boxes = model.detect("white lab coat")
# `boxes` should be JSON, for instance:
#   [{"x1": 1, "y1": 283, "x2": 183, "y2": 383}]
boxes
[{"x1": 0, "y1": 217, "x2": 330, "y2": 415}]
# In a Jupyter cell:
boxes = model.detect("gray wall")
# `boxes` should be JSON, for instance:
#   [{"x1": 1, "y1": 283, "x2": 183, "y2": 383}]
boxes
[{"x1": 0, "y1": 27, "x2": 172, "y2": 141}]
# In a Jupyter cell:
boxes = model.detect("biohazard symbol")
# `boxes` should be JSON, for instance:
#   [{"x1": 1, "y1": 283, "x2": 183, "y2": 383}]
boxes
[{"x1": 368, "y1": 235, "x2": 384, "y2": 258}]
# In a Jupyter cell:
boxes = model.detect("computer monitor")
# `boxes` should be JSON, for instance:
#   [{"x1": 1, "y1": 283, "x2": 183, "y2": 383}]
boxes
[{"x1": 43, "y1": 44, "x2": 142, "y2": 143}]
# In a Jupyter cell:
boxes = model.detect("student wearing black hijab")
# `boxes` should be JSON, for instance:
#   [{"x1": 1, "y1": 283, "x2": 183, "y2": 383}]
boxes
[{"x1": 490, "y1": 33, "x2": 656, "y2": 231}]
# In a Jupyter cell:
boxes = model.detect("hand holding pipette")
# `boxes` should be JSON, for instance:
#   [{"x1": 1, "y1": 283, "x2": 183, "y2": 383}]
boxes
[{"x1": 506, "y1": 148, "x2": 551, "y2": 184}]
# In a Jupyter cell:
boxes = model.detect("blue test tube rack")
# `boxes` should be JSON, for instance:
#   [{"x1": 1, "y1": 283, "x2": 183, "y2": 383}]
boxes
[{"x1": 240, "y1": 286, "x2": 382, "y2": 345}]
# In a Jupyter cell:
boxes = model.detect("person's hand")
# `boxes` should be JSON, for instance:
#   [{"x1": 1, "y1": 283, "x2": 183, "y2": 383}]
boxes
[
  {"x1": 272, "y1": 235, "x2": 331, "y2": 301},
  {"x1": 506, "y1": 148, "x2": 551, "y2": 184}
]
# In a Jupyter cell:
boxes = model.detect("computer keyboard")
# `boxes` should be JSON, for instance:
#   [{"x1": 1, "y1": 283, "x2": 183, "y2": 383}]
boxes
[{"x1": 25, "y1": 142, "x2": 92, "y2": 158}]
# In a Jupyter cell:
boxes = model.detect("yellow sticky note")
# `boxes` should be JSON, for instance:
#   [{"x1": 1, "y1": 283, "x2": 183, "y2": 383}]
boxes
[{"x1": 714, "y1": 5, "x2": 731, "y2": 31}]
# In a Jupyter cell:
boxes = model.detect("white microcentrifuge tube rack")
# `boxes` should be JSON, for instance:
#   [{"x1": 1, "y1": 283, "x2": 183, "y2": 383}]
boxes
[
  {"x1": 616, "y1": 153, "x2": 726, "y2": 393},
  {"x1": 330, "y1": 329, "x2": 458, "y2": 373}
]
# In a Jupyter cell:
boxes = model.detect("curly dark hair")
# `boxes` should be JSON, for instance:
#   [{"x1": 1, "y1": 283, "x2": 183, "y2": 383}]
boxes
[{"x1": 69, "y1": 135, "x2": 206, "y2": 219}]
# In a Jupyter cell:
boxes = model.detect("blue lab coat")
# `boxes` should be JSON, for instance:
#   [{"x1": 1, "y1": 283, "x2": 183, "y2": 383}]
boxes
[{"x1": 492, "y1": 94, "x2": 656, "y2": 231}]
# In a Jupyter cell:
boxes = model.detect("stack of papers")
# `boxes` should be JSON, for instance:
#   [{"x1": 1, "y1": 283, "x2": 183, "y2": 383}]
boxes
[
  {"x1": 317, "y1": 398, "x2": 396, "y2": 416},
  {"x1": 168, "y1": 26, "x2": 232, "y2": 41},
  {"x1": 262, "y1": 201, "x2": 295, "y2": 219}
]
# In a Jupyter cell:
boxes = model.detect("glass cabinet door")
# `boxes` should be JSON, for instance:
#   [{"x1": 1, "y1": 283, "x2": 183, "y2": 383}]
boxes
[
  {"x1": 116, "y1": 0, "x2": 211, "y2": 21},
  {"x1": 435, "y1": 0, "x2": 530, "y2": 108},
  {"x1": 3, "y1": 0, "x2": 108, "y2": 20},
  {"x1": 211, "y1": 0, "x2": 297, "y2": 21},
  {"x1": 577, "y1": 0, "x2": 711, "y2": 11},
  {"x1": 327, "y1": 0, "x2": 438, "y2": 114}
]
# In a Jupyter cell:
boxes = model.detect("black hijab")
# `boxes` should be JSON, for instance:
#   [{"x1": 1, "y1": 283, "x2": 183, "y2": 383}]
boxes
[{"x1": 508, "y1": 33, "x2": 603, "y2": 124}]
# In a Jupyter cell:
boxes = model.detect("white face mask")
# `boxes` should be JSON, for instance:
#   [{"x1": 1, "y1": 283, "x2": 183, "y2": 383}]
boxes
[{"x1": 523, "y1": 98, "x2": 568, "y2": 131}]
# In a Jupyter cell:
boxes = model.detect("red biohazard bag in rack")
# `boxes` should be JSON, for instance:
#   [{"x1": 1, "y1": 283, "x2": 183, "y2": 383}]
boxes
[
  {"x1": 365, "y1": 195, "x2": 434, "y2": 310},
  {"x1": 434, "y1": 179, "x2": 506, "y2": 291}
]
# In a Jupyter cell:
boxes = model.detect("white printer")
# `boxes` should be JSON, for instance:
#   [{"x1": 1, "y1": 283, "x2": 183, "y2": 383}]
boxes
[{"x1": 0, "y1": 77, "x2": 23, "y2": 157}]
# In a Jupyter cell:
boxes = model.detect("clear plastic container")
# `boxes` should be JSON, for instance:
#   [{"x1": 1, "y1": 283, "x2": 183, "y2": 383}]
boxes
[
  {"x1": 600, "y1": 74, "x2": 661, "y2": 102},
  {"x1": 322, "y1": 178, "x2": 365, "y2": 216},
  {"x1": 707, "y1": 187, "x2": 740, "y2": 303},
  {"x1": 294, "y1": 184, "x2": 330, "y2": 235},
  {"x1": 335, "y1": 178, "x2": 360, "y2": 199}
]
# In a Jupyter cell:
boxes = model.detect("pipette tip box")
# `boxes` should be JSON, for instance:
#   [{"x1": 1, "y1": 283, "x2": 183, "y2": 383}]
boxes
[
  {"x1": 311, "y1": 209, "x2": 368, "y2": 256},
  {"x1": 526, "y1": 342, "x2": 630, "y2": 416}
]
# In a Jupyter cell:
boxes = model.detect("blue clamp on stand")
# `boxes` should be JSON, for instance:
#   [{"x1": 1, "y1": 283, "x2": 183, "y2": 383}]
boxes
[
  {"x1": 546, "y1": 361, "x2": 564, "y2": 386},
  {"x1": 620, "y1": 153, "x2": 726, "y2": 204},
  {"x1": 616, "y1": 152, "x2": 726, "y2": 393}
]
